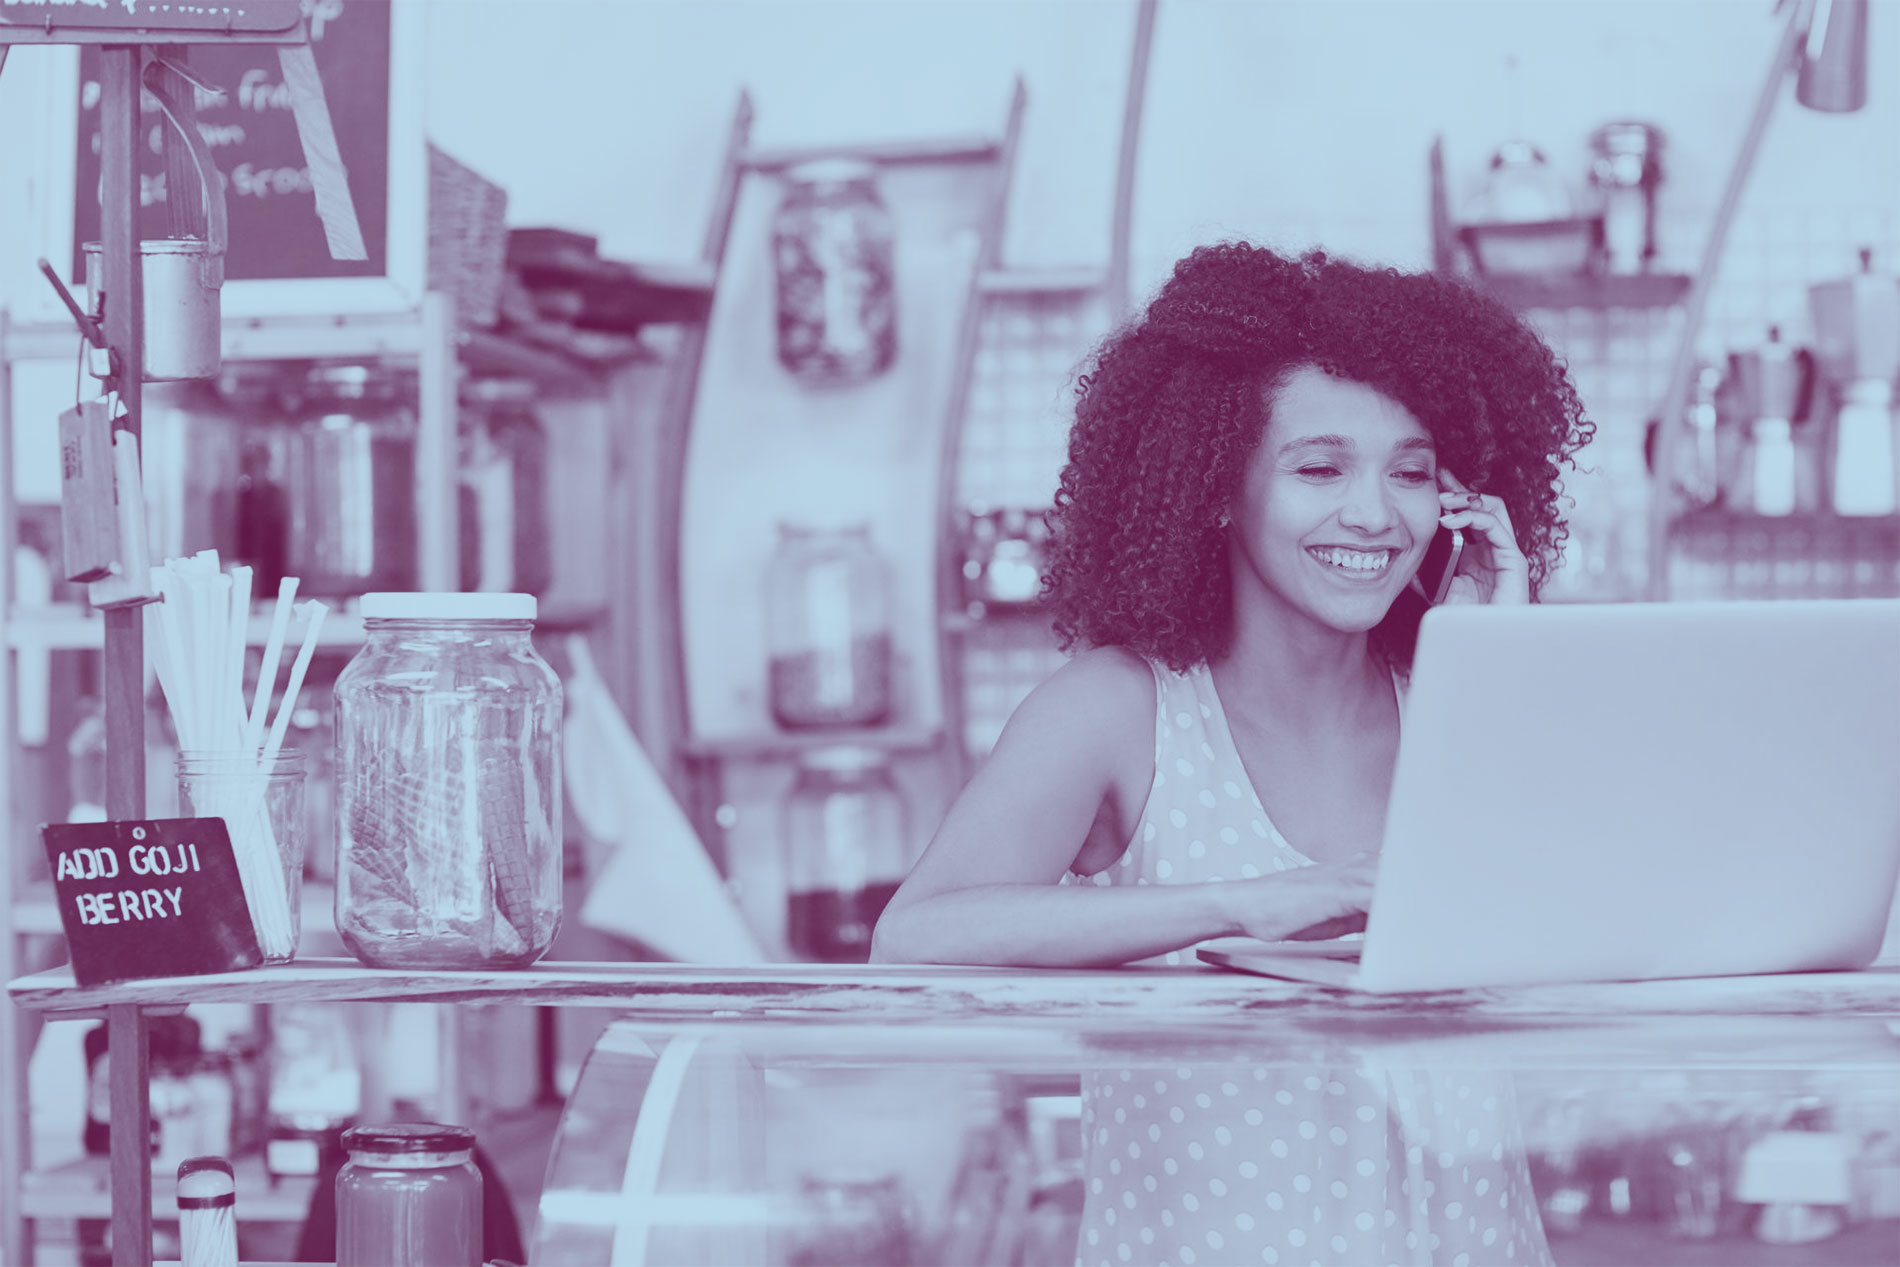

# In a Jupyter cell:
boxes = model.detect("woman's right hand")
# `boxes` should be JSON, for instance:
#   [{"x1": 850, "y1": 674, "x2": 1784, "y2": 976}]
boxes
[{"x1": 1222, "y1": 851, "x2": 1379, "y2": 942}]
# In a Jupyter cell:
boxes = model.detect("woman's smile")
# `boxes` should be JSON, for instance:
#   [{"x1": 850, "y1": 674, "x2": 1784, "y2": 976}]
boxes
[{"x1": 1305, "y1": 544, "x2": 1402, "y2": 580}]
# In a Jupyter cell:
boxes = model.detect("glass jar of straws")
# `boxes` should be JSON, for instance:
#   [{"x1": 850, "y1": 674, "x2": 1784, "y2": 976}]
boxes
[
  {"x1": 333, "y1": 592, "x2": 563, "y2": 969},
  {"x1": 145, "y1": 551, "x2": 329, "y2": 967},
  {"x1": 176, "y1": 751, "x2": 307, "y2": 963}
]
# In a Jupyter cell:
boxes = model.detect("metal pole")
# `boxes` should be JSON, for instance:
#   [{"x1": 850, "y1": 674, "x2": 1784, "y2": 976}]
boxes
[{"x1": 99, "y1": 43, "x2": 153, "y2": 1267}]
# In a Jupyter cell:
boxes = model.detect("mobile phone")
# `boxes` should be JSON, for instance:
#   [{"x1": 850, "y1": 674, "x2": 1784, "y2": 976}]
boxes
[{"x1": 1408, "y1": 526, "x2": 1465, "y2": 605}]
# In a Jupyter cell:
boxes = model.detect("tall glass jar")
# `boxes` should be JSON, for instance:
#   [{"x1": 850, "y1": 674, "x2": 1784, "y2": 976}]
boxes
[
  {"x1": 287, "y1": 363, "x2": 419, "y2": 597},
  {"x1": 336, "y1": 1123, "x2": 482, "y2": 1267},
  {"x1": 783, "y1": 747, "x2": 908, "y2": 962},
  {"x1": 334, "y1": 593, "x2": 562, "y2": 969},
  {"x1": 765, "y1": 523, "x2": 894, "y2": 730},
  {"x1": 772, "y1": 159, "x2": 897, "y2": 385}
]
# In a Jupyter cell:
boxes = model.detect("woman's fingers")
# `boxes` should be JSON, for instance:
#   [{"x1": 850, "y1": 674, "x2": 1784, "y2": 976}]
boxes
[{"x1": 1435, "y1": 497, "x2": 1530, "y2": 604}]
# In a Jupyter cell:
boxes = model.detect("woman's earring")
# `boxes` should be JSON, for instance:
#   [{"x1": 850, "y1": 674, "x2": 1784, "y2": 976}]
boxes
[{"x1": 1217, "y1": 511, "x2": 1232, "y2": 530}]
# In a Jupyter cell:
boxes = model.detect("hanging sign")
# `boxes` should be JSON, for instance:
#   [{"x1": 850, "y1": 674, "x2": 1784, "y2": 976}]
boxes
[
  {"x1": 0, "y1": 0, "x2": 305, "y2": 43},
  {"x1": 41, "y1": 818, "x2": 264, "y2": 986}
]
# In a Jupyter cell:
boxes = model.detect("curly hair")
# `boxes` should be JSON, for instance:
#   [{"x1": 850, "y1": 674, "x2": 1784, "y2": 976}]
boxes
[{"x1": 1043, "y1": 242, "x2": 1594, "y2": 672}]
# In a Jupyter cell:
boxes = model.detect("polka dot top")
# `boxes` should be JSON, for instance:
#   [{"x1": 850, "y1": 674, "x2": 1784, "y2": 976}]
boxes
[{"x1": 1066, "y1": 660, "x2": 1553, "y2": 1267}]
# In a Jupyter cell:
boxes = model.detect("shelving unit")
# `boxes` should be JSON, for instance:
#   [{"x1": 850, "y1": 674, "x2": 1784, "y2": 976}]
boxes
[{"x1": 0, "y1": 297, "x2": 462, "y2": 1267}]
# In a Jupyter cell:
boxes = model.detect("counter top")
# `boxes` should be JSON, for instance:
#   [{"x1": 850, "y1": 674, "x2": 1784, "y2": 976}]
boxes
[{"x1": 13, "y1": 957, "x2": 1900, "y2": 1068}]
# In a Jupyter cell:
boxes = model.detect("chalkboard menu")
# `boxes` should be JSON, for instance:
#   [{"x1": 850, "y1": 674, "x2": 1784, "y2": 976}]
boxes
[{"x1": 72, "y1": 0, "x2": 390, "y2": 283}]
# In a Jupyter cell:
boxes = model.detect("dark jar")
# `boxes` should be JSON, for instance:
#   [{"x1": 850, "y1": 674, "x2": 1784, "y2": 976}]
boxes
[
  {"x1": 772, "y1": 159, "x2": 898, "y2": 385},
  {"x1": 336, "y1": 1123, "x2": 482, "y2": 1267},
  {"x1": 783, "y1": 747, "x2": 908, "y2": 962},
  {"x1": 765, "y1": 523, "x2": 894, "y2": 730}
]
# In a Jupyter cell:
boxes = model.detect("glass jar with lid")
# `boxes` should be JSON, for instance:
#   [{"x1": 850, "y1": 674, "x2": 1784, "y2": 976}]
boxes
[
  {"x1": 287, "y1": 363, "x2": 419, "y2": 597},
  {"x1": 335, "y1": 1123, "x2": 482, "y2": 1267},
  {"x1": 783, "y1": 747, "x2": 908, "y2": 962},
  {"x1": 765, "y1": 522, "x2": 894, "y2": 730},
  {"x1": 772, "y1": 158, "x2": 898, "y2": 385},
  {"x1": 334, "y1": 592, "x2": 562, "y2": 969}
]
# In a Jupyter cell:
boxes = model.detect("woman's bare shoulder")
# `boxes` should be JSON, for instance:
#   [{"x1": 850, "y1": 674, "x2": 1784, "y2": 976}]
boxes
[{"x1": 1013, "y1": 646, "x2": 1156, "y2": 742}]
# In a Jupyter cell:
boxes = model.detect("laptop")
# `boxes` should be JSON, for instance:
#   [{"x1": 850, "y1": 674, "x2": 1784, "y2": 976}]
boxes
[{"x1": 1199, "y1": 599, "x2": 1900, "y2": 993}]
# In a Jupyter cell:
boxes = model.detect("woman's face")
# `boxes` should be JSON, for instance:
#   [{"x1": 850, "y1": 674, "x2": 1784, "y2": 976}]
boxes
[{"x1": 1228, "y1": 366, "x2": 1442, "y2": 636}]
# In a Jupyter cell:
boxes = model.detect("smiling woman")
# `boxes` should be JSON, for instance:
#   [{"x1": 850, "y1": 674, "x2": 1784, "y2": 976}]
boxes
[
  {"x1": 1043, "y1": 243, "x2": 1590, "y2": 675},
  {"x1": 871, "y1": 241, "x2": 1596, "y2": 1265}
]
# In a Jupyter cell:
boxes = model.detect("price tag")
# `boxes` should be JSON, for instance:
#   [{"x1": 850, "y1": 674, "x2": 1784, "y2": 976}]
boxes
[{"x1": 41, "y1": 819, "x2": 263, "y2": 986}]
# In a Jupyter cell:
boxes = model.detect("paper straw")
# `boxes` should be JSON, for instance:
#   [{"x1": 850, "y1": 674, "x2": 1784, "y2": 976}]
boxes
[
  {"x1": 155, "y1": 575, "x2": 198, "y2": 749},
  {"x1": 263, "y1": 600, "x2": 327, "y2": 764},
  {"x1": 225, "y1": 565, "x2": 252, "y2": 752},
  {"x1": 245, "y1": 577, "x2": 299, "y2": 757}
]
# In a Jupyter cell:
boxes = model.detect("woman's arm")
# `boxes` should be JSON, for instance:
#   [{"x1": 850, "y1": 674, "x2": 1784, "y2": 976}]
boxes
[{"x1": 870, "y1": 649, "x2": 1368, "y2": 966}]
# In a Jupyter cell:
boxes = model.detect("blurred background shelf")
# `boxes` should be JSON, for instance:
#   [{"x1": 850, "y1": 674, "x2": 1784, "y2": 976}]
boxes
[
  {"x1": 20, "y1": 1154, "x2": 312, "y2": 1223},
  {"x1": 5, "y1": 605, "x2": 367, "y2": 653},
  {"x1": 679, "y1": 725, "x2": 945, "y2": 764},
  {"x1": 1480, "y1": 271, "x2": 1692, "y2": 312}
]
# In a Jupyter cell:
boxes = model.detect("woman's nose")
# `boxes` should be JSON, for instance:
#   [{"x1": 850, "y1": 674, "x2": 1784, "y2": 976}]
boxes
[{"x1": 1336, "y1": 477, "x2": 1400, "y2": 532}]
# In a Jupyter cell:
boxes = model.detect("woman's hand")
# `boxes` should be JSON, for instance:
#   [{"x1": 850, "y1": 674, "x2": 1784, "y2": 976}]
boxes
[
  {"x1": 1435, "y1": 468, "x2": 1530, "y2": 605},
  {"x1": 1218, "y1": 851, "x2": 1379, "y2": 942}
]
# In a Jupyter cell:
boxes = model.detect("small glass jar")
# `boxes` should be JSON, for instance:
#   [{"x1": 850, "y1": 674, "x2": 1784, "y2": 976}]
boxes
[
  {"x1": 336, "y1": 1123, "x2": 482, "y2": 1267},
  {"x1": 783, "y1": 747, "x2": 908, "y2": 962},
  {"x1": 176, "y1": 750, "x2": 307, "y2": 964},
  {"x1": 287, "y1": 363, "x2": 419, "y2": 597},
  {"x1": 766, "y1": 523, "x2": 894, "y2": 730},
  {"x1": 334, "y1": 592, "x2": 563, "y2": 969},
  {"x1": 772, "y1": 159, "x2": 898, "y2": 385}
]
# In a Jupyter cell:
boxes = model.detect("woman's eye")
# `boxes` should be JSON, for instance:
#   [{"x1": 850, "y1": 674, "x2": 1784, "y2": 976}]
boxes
[
  {"x1": 1392, "y1": 468, "x2": 1433, "y2": 485},
  {"x1": 1296, "y1": 465, "x2": 1341, "y2": 479}
]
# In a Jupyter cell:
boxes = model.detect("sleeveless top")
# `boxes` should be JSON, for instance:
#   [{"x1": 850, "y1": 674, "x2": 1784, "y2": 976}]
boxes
[{"x1": 1062, "y1": 659, "x2": 1554, "y2": 1267}]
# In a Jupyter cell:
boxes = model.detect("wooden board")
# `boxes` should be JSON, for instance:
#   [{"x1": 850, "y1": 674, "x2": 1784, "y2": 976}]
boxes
[{"x1": 676, "y1": 160, "x2": 995, "y2": 746}]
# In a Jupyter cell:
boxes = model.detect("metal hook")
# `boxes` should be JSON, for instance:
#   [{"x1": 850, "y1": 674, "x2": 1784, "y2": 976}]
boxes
[{"x1": 37, "y1": 258, "x2": 107, "y2": 350}]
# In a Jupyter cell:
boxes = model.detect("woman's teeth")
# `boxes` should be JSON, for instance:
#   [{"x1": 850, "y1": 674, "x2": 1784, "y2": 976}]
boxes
[{"x1": 1310, "y1": 547, "x2": 1394, "y2": 576}]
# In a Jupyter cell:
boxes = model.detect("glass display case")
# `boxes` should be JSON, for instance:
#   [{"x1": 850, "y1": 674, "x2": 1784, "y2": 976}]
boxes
[
  {"x1": 11, "y1": 958, "x2": 1899, "y2": 1267},
  {"x1": 529, "y1": 966, "x2": 1900, "y2": 1267}
]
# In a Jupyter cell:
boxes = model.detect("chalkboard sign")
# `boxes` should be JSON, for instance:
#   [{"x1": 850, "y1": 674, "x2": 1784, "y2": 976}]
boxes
[
  {"x1": 71, "y1": 0, "x2": 391, "y2": 284},
  {"x1": 0, "y1": 0, "x2": 304, "y2": 42},
  {"x1": 41, "y1": 818, "x2": 265, "y2": 986}
]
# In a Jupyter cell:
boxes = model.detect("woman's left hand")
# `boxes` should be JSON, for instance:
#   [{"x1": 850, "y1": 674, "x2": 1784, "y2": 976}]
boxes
[{"x1": 1435, "y1": 469, "x2": 1529, "y2": 605}]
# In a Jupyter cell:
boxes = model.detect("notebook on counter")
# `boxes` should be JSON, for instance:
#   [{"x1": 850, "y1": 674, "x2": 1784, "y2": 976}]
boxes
[{"x1": 1199, "y1": 599, "x2": 1900, "y2": 993}]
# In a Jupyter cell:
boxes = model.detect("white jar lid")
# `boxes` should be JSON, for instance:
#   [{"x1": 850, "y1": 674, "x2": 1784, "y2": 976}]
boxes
[{"x1": 359, "y1": 592, "x2": 537, "y2": 621}]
